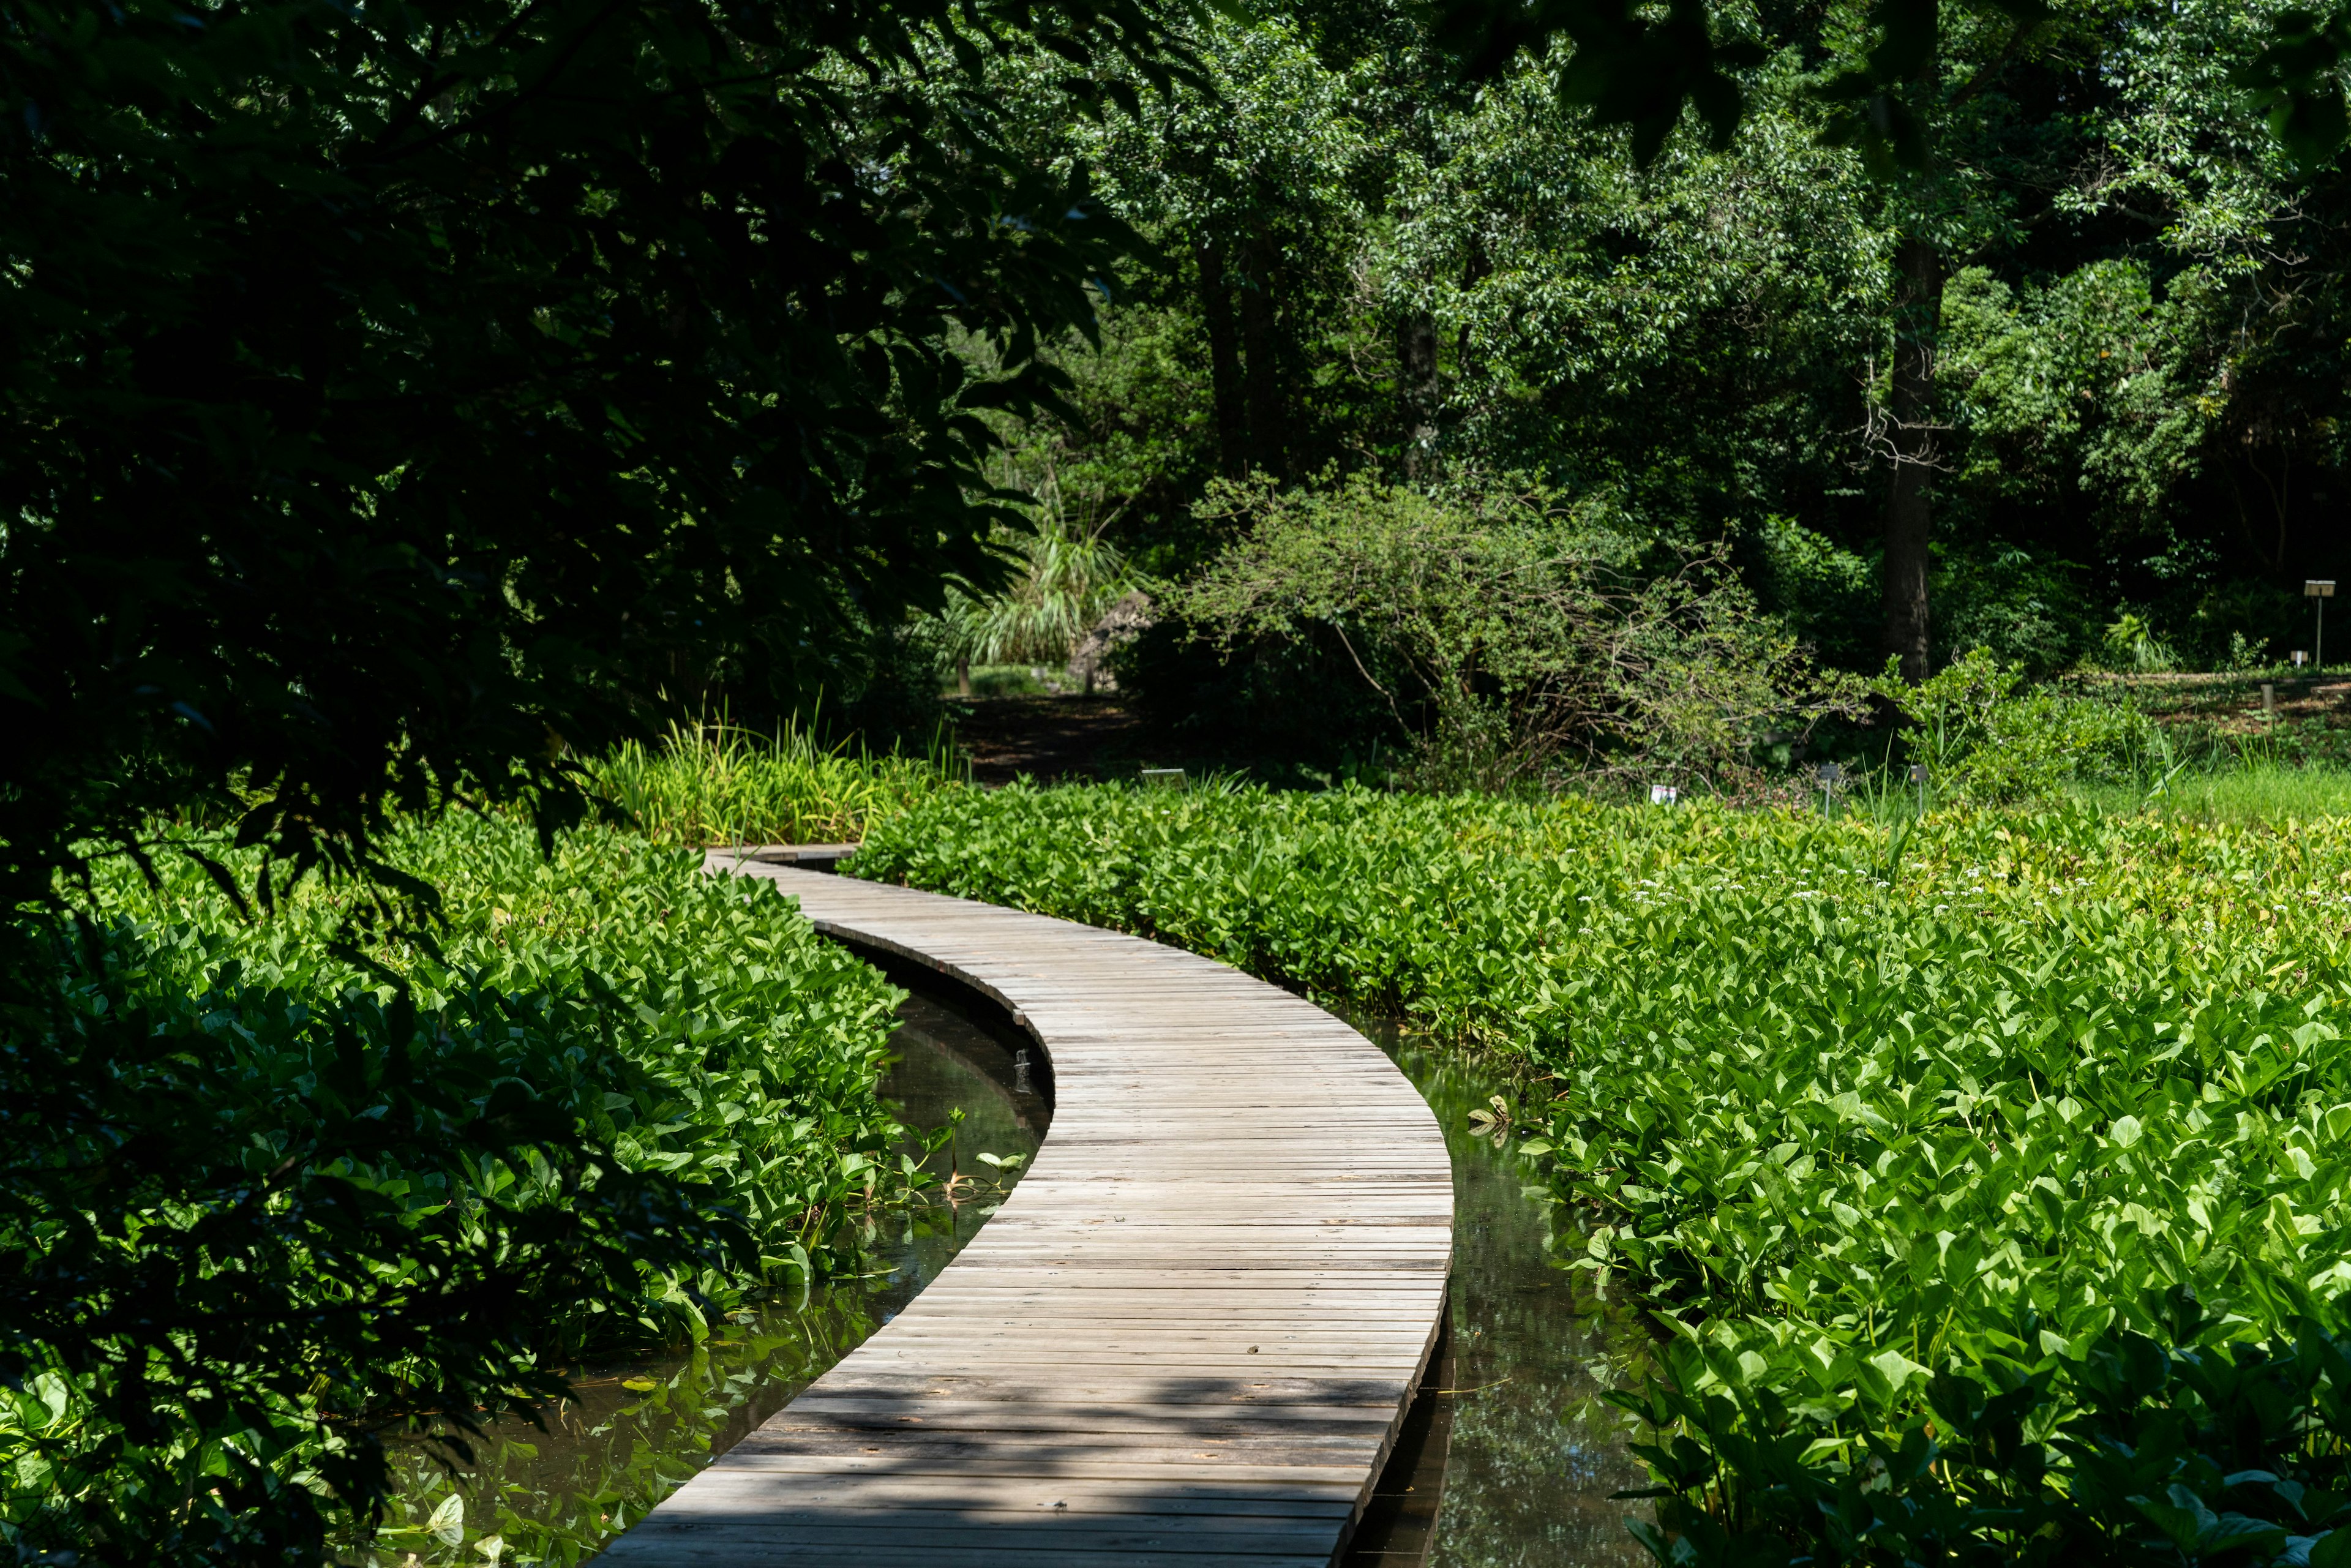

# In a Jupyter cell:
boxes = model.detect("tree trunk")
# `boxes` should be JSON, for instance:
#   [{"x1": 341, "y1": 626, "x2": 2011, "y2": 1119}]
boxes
[
  {"x1": 1194, "y1": 240, "x2": 1247, "y2": 479},
  {"x1": 1454, "y1": 237, "x2": 1490, "y2": 388},
  {"x1": 1883, "y1": 235, "x2": 1943, "y2": 683},
  {"x1": 1237, "y1": 232, "x2": 1286, "y2": 478},
  {"x1": 1398, "y1": 308, "x2": 1439, "y2": 479}
]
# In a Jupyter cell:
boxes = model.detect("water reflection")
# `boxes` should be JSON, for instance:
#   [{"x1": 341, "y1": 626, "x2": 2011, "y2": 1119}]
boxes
[
  {"x1": 349, "y1": 990, "x2": 1044, "y2": 1567},
  {"x1": 1363, "y1": 1021, "x2": 1654, "y2": 1568}
]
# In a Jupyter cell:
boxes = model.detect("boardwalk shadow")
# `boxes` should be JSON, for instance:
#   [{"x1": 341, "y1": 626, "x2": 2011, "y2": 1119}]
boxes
[{"x1": 598, "y1": 1369, "x2": 1415, "y2": 1566}]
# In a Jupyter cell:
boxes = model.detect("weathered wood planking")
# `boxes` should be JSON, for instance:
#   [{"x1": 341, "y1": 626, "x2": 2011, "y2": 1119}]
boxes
[{"x1": 598, "y1": 858, "x2": 1453, "y2": 1566}]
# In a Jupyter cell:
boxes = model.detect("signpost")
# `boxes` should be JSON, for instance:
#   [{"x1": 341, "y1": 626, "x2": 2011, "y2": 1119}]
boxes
[
  {"x1": 1817, "y1": 761, "x2": 1841, "y2": 819},
  {"x1": 2309, "y1": 580, "x2": 2336, "y2": 672}
]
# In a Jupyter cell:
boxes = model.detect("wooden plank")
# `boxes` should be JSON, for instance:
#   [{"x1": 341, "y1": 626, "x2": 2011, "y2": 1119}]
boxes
[{"x1": 600, "y1": 862, "x2": 1454, "y2": 1567}]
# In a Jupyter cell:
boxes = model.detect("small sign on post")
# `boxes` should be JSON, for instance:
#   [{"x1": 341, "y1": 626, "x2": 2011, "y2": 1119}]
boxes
[
  {"x1": 1648, "y1": 783, "x2": 1678, "y2": 805},
  {"x1": 2309, "y1": 581, "x2": 2336, "y2": 672},
  {"x1": 1907, "y1": 762, "x2": 1929, "y2": 813},
  {"x1": 1139, "y1": 768, "x2": 1187, "y2": 790},
  {"x1": 1817, "y1": 761, "x2": 1842, "y2": 818}
]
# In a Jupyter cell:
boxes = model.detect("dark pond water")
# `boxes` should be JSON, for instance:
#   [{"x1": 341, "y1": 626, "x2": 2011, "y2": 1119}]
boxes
[
  {"x1": 350, "y1": 990, "x2": 1047, "y2": 1567},
  {"x1": 1360, "y1": 1021, "x2": 1655, "y2": 1568},
  {"x1": 353, "y1": 989, "x2": 1653, "y2": 1568}
]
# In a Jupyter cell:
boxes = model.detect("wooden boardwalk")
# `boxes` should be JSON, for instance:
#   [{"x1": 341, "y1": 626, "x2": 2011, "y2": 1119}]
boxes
[{"x1": 600, "y1": 858, "x2": 1454, "y2": 1567}]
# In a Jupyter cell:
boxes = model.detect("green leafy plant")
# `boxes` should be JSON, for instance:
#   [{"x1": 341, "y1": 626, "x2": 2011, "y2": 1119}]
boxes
[
  {"x1": 1171, "y1": 475, "x2": 1864, "y2": 790},
  {"x1": 1, "y1": 0, "x2": 1190, "y2": 936},
  {"x1": 1871, "y1": 647, "x2": 2158, "y2": 803},
  {"x1": 851, "y1": 779, "x2": 2351, "y2": 1564},
  {"x1": 1614, "y1": 1299, "x2": 2351, "y2": 1566},
  {"x1": 4, "y1": 816, "x2": 911, "y2": 1564},
  {"x1": 942, "y1": 513, "x2": 1136, "y2": 670},
  {"x1": 2106, "y1": 611, "x2": 2181, "y2": 673}
]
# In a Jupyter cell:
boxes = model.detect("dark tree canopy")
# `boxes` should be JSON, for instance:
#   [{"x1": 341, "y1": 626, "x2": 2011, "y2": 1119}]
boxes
[
  {"x1": 0, "y1": 0, "x2": 1185, "y2": 925},
  {"x1": 0, "y1": 4, "x2": 1194, "y2": 1560}
]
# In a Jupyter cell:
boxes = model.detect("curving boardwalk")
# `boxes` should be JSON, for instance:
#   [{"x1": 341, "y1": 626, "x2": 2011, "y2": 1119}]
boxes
[{"x1": 599, "y1": 858, "x2": 1453, "y2": 1567}]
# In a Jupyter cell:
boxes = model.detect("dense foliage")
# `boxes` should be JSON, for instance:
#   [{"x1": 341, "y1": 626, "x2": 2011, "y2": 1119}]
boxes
[
  {"x1": 2, "y1": 816, "x2": 907, "y2": 1564},
  {"x1": 930, "y1": 0, "x2": 2351, "y2": 748},
  {"x1": 855, "y1": 782, "x2": 2351, "y2": 1561},
  {"x1": 1171, "y1": 475, "x2": 1864, "y2": 786},
  {"x1": 1, "y1": 1, "x2": 1166, "y2": 1551},
  {"x1": 0, "y1": 0, "x2": 1185, "y2": 927}
]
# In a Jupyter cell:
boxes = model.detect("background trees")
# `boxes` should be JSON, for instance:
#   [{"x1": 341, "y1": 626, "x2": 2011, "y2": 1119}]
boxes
[{"x1": 962, "y1": 0, "x2": 2351, "y2": 749}]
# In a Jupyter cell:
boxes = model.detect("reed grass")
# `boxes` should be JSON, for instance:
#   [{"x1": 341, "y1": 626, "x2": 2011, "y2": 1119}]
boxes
[{"x1": 588, "y1": 717, "x2": 962, "y2": 847}]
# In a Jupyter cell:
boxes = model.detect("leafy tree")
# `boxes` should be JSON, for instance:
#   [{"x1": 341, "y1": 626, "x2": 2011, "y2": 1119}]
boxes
[
  {"x1": 999, "y1": 0, "x2": 2351, "y2": 696},
  {"x1": 0, "y1": 0, "x2": 1182, "y2": 927},
  {"x1": 1436, "y1": 0, "x2": 2347, "y2": 674},
  {"x1": 1378, "y1": 47, "x2": 1889, "y2": 539},
  {"x1": 1078, "y1": 13, "x2": 1398, "y2": 484}
]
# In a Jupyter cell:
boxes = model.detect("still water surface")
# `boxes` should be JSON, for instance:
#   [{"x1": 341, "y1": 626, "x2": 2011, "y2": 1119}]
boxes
[
  {"x1": 361, "y1": 990, "x2": 1653, "y2": 1567},
  {"x1": 356, "y1": 991, "x2": 1046, "y2": 1566},
  {"x1": 1364, "y1": 1022, "x2": 1652, "y2": 1568}
]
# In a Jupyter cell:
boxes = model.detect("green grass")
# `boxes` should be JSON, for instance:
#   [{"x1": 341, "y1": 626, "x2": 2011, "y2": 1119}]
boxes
[
  {"x1": 852, "y1": 782, "x2": 2351, "y2": 1561},
  {"x1": 952, "y1": 662, "x2": 1065, "y2": 697},
  {"x1": 588, "y1": 717, "x2": 962, "y2": 846},
  {"x1": 2072, "y1": 761, "x2": 2351, "y2": 823}
]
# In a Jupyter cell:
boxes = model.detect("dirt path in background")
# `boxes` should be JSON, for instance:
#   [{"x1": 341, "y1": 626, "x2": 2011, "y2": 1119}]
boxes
[
  {"x1": 2113, "y1": 672, "x2": 2351, "y2": 735},
  {"x1": 948, "y1": 695, "x2": 1150, "y2": 785}
]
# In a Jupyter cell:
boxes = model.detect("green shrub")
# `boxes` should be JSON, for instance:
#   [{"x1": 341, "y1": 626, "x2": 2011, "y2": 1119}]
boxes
[
  {"x1": 1749, "y1": 516, "x2": 1877, "y2": 675},
  {"x1": 1874, "y1": 647, "x2": 2158, "y2": 803},
  {"x1": 1168, "y1": 475, "x2": 1864, "y2": 790},
  {"x1": 2104, "y1": 609, "x2": 2180, "y2": 673},
  {"x1": 853, "y1": 782, "x2": 2351, "y2": 1563},
  {"x1": 4, "y1": 816, "x2": 907, "y2": 1564},
  {"x1": 1935, "y1": 545, "x2": 2099, "y2": 679},
  {"x1": 939, "y1": 513, "x2": 1131, "y2": 667}
]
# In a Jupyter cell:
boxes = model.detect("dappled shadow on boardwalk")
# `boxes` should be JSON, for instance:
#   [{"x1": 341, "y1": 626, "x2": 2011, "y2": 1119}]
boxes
[{"x1": 597, "y1": 1370, "x2": 1406, "y2": 1566}]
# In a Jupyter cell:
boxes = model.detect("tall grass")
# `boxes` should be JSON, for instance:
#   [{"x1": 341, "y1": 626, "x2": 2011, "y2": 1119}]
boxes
[
  {"x1": 2074, "y1": 760, "x2": 2351, "y2": 822},
  {"x1": 589, "y1": 717, "x2": 962, "y2": 846}
]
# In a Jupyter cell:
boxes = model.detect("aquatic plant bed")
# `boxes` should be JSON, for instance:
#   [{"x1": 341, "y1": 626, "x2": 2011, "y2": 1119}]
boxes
[
  {"x1": 599, "y1": 859, "x2": 1453, "y2": 1566},
  {"x1": 10, "y1": 816, "x2": 914, "y2": 1557},
  {"x1": 855, "y1": 784, "x2": 2351, "y2": 1560},
  {"x1": 359, "y1": 989, "x2": 1051, "y2": 1567}
]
